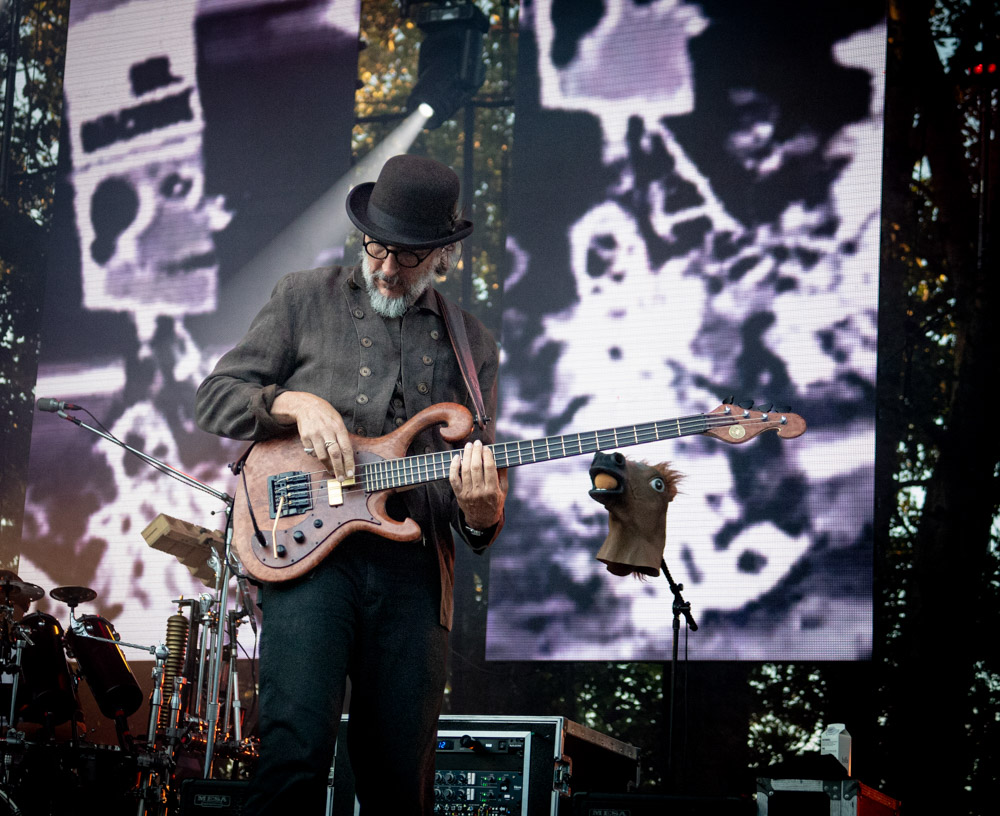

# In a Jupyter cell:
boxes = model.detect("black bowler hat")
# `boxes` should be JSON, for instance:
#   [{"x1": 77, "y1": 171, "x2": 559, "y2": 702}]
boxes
[{"x1": 346, "y1": 155, "x2": 474, "y2": 250}]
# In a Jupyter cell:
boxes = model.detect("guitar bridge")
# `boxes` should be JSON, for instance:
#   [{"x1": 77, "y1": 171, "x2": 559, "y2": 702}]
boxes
[{"x1": 267, "y1": 471, "x2": 313, "y2": 518}]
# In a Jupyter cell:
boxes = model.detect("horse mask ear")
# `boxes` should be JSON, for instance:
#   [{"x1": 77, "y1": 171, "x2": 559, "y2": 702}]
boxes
[{"x1": 589, "y1": 454, "x2": 682, "y2": 577}]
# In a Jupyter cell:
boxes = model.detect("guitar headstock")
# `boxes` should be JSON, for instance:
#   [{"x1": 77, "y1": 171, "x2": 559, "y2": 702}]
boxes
[{"x1": 702, "y1": 401, "x2": 806, "y2": 444}]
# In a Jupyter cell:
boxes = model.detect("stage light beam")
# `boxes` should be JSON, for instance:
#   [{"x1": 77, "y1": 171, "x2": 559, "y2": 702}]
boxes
[{"x1": 217, "y1": 105, "x2": 432, "y2": 332}]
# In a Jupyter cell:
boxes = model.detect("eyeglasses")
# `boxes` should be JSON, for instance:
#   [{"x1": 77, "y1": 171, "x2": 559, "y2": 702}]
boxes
[{"x1": 363, "y1": 240, "x2": 434, "y2": 269}]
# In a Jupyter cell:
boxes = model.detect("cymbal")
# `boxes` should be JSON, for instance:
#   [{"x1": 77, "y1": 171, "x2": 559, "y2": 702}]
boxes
[
  {"x1": 0, "y1": 576, "x2": 45, "y2": 604},
  {"x1": 49, "y1": 585, "x2": 98, "y2": 606}
]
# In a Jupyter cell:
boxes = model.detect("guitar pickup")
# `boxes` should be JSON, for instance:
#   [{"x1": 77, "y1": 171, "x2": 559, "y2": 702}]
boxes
[
  {"x1": 327, "y1": 476, "x2": 356, "y2": 507},
  {"x1": 267, "y1": 471, "x2": 313, "y2": 518}
]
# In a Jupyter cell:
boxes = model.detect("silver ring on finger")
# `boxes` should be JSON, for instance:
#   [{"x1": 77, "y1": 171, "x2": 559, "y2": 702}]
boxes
[
  {"x1": 324, "y1": 440, "x2": 337, "y2": 450},
  {"x1": 303, "y1": 447, "x2": 316, "y2": 456}
]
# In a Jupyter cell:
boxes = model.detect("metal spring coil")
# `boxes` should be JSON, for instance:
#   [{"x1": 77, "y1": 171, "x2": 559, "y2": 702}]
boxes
[{"x1": 158, "y1": 612, "x2": 188, "y2": 731}]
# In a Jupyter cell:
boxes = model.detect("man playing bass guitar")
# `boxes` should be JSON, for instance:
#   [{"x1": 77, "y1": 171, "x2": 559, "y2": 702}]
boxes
[{"x1": 195, "y1": 154, "x2": 506, "y2": 815}]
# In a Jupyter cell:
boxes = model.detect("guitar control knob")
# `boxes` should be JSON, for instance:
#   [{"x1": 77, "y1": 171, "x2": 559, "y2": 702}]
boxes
[
  {"x1": 275, "y1": 544, "x2": 287, "y2": 557},
  {"x1": 293, "y1": 530, "x2": 306, "y2": 543}
]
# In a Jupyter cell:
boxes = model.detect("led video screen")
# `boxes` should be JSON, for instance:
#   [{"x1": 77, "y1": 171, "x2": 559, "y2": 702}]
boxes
[
  {"x1": 20, "y1": 0, "x2": 360, "y2": 650},
  {"x1": 486, "y1": 0, "x2": 885, "y2": 660}
]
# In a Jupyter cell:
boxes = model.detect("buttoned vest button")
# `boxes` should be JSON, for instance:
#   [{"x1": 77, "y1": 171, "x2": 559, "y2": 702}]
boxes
[
  {"x1": 417, "y1": 382, "x2": 429, "y2": 395},
  {"x1": 361, "y1": 337, "x2": 373, "y2": 348},
  {"x1": 353, "y1": 308, "x2": 365, "y2": 319},
  {"x1": 392, "y1": 397, "x2": 403, "y2": 409},
  {"x1": 394, "y1": 417, "x2": 405, "y2": 427},
  {"x1": 430, "y1": 329, "x2": 441, "y2": 340},
  {"x1": 356, "y1": 394, "x2": 369, "y2": 404},
  {"x1": 356, "y1": 426, "x2": 367, "y2": 436},
  {"x1": 360, "y1": 366, "x2": 372, "y2": 377},
  {"x1": 422, "y1": 355, "x2": 433, "y2": 365}
]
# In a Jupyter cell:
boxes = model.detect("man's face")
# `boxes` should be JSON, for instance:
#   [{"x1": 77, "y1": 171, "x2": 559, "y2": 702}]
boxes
[{"x1": 361, "y1": 238, "x2": 445, "y2": 318}]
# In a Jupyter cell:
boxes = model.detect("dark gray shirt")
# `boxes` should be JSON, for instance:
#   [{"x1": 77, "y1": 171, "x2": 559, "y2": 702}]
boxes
[{"x1": 195, "y1": 265, "x2": 502, "y2": 628}]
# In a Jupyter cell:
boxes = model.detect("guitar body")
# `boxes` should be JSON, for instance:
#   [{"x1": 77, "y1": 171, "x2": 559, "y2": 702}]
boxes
[{"x1": 232, "y1": 402, "x2": 474, "y2": 583}]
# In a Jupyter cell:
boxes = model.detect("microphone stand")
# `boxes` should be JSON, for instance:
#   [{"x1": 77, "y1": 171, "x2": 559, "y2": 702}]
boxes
[
  {"x1": 45, "y1": 407, "x2": 240, "y2": 779},
  {"x1": 661, "y1": 558, "x2": 697, "y2": 791}
]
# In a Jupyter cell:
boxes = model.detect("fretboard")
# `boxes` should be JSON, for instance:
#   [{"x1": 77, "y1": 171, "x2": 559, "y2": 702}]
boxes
[{"x1": 361, "y1": 412, "x2": 728, "y2": 493}]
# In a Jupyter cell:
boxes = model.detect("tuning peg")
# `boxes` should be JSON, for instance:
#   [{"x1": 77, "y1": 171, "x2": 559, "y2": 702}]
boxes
[
  {"x1": 760, "y1": 403, "x2": 773, "y2": 413},
  {"x1": 737, "y1": 399, "x2": 754, "y2": 410},
  {"x1": 722, "y1": 395, "x2": 734, "y2": 405}
]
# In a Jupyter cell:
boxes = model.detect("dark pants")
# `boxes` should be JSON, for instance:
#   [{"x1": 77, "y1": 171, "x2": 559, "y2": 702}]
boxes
[{"x1": 244, "y1": 534, "x2": 448, "y2": 815}]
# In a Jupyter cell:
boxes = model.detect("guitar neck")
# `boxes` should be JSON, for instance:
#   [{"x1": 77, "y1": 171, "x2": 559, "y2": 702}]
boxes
[{"x1": 361, "y1": 412, "x2": 723, "y2": 493}]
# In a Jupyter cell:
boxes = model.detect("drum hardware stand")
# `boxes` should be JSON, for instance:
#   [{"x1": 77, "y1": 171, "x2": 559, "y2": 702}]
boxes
[
  {"x1": 202, "y1": 531, "x2": 238, "y2": 779},
  {"x1": 175, "y1": 593, "x2": 213, "y2": 726},
  {"x1": 1, "y1": 626, "x2": 31, "y2": 729},
  {"x1": 221, "y1": 610, "x2": 244, "y2": 747},
  {"x1": 1, "y1": 623, "x2": 32, "y2": 786},
  {"x1": 40, "y1": 403, "x2": 240, "y2": 781},
  {"x1": 171, "y1": 596, "x2": 202, "y2": 725},
  {"x1": 0, "y1": 581, "x2": 43, "y2": 753},
  {"x1": 194, "y1": 594, "x2": 215, "y2": 724},
  {"x1": 136, "y1": 642, "x2": 172, "y2": 816}
]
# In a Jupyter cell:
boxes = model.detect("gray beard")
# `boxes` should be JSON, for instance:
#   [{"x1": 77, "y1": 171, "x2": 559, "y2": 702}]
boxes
[{"x1": 359, "y1": 248, "x2": 439, "y2": 318}]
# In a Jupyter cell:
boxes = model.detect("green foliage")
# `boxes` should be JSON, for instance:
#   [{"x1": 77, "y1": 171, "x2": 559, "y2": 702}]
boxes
[
  {"x1": 748, "y1": 664, "x2": 827, "y2": 770},
  {"x1": 876, "y1": 1, "x2": 1000, "y2": 810},
  {"x1": 0, "y1": 0, "x2": 70, "y2": 223},
  {"x1": 549, "y1": 662, "x2": 666, "y2": 788},
  {"x1": 0, "y1": 0, "x2": 70, "y2": 566}
]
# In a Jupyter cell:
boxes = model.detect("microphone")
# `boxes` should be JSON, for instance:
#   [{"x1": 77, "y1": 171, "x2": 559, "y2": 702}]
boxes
[{"x1": 37, "y1": 397, "x2": 83, "y2": 412}]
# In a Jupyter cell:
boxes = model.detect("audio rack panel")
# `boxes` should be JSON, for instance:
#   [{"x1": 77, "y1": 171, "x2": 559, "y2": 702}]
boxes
[{"x1": 433, "y1": 729, "x2": 532, "y2": 815}]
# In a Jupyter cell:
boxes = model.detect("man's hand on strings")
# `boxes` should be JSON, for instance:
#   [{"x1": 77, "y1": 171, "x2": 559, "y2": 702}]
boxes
[
  {"x1": 272, "y1": 391, "x2": 355, "y2": 481},
  {"x1": 450, "y1": 440, "x2": 507, "y2": 531}
]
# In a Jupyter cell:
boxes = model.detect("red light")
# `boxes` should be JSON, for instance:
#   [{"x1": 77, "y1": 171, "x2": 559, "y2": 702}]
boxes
[
  {"x1": 989, "y1": 63, "x2": 998, "y2": 73},
  {"x1": 974, "y1": 63, "x2": 984, "y2": 74}
]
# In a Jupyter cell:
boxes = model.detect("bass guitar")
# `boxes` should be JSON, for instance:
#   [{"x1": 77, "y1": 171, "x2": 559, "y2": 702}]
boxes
[{"x1": 231, "y1": 401, "x2": 806, "y2": 582}]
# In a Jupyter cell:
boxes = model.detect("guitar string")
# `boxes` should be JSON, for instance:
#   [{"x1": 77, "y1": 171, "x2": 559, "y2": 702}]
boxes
[{"x1": 267, "y1": 413, "x2": 795, "y2": 504}]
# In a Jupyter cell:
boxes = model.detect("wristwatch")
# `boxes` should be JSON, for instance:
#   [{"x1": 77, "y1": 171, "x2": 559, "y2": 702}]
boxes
[{"x1": 461, "y1": 514, "x2": 493, "y2": 538}]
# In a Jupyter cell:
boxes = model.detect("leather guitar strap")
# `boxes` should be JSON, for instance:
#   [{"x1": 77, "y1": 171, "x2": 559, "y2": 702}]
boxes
[{"x1": 435, "y1": 290, "x2": 489, "y2": 430}]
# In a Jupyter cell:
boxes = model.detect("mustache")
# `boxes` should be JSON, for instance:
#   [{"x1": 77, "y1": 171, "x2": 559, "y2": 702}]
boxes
[{"x1": 371, "y1": 271, "x2": 401, "y2": 283}]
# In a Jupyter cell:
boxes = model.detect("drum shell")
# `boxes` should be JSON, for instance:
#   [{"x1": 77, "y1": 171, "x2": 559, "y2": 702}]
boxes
[
  {"x1": 65, "y1": 615, "x2": 143, "y2": 719},
  {"x1": 12, "y1": 612, "x2": 77, "y2": 725}
]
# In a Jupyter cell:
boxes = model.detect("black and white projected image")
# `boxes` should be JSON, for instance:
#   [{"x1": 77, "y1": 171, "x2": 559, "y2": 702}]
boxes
[
  {"x1": 486, "y1": 0, "x2": 885, "y2": 660},
  {"x1": 20, "y1": 0, "x2": 360, "y2": 650}
]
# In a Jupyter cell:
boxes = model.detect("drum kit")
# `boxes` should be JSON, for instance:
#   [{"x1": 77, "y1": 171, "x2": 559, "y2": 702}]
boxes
[{"x1": 0, "y1": 569, "x2": 258, "y2": 815}]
